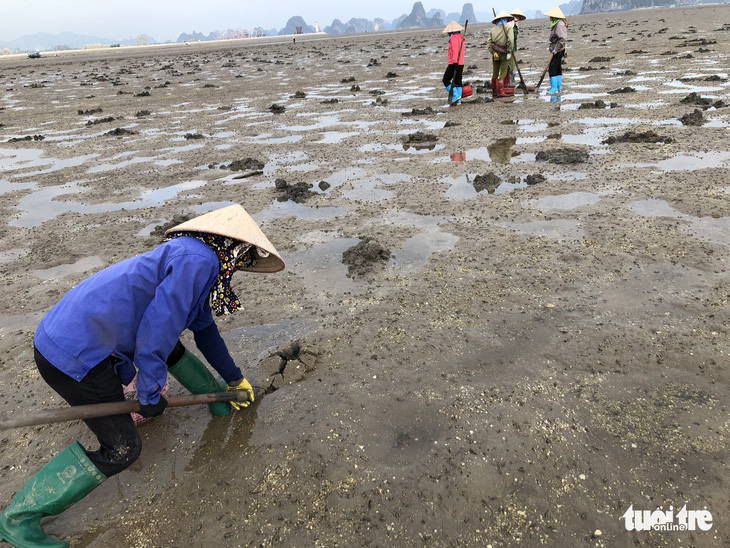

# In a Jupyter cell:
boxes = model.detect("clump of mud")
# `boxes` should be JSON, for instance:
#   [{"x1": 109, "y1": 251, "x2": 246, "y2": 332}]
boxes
[
  {"x1": 602, "y1": 130, "x2": 674, "y2": 145},
  {"x1": 135, "y1": 110, "x2": 151, "y2": 117},
  {"x1": 224, "y1": 158, "x2": 265, "y2": 171},
  {"x1": 608, "y1": 87, "x2": 636, "y2": 94},
  {"x1": 259, "y1": 341, "x2": 318, "y2": 394},
  {"x1": 589, "y1": 56, "x2": 613, "y2": 62},
  {"x1": 536, "y1": 148, "x2": 589, "y2": 164},
  {"x1": 578, "y1": 100, "x2": 617, "y2": 110},
  {"x1": 680, "y1": 93, "x2": 726, "y2": 109},
  {"x1": 472, "y1": 173, "x2": 501, "y2": 194},
  {"x1": 275, "y1": 179, "x2": 317, "y2": 203},
  {"x1": 269, "y1": 104, "x2": 285, "y2": 113},
  {"x1": 402, "y1": 107, "x2": 436, "y2": 116},
  {"x1": 78, "y1": 108, "x2": 102, "y2": 115},
  {"x1": 8, "y1": 135, "x2": 44, "y2": 142},
  {"x1": 404, "y1": 132, "x2": 437, "y2": 144},
  {"x1": 525, "y1": 174, "x2": 546, "y2": 185},
  {"x1": 184, "y1": 133, "x2": 205, "y2": 140},
  {"x1": 679, "y1": 109, "x2": 706, "y2": 126},
  {"x1": 291, "y1": 91, "x2": 306, "y2": 99},
  {"x1": 87, "y1": 117, "x2": 115, "y2": 126},
  {"x1": 151, "y1": 213, "x2": 195, "y2": 237},
  {"x1": 105, "y1": 128, "x2": 136, "y2": 137},
  {"x1": 342, "y1": 237, "x2": 391, "y2": 278}
]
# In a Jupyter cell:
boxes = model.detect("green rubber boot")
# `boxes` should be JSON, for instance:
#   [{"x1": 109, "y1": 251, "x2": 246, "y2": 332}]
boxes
[
  {"x1": 168, "y1": 348, "x2": 232, "y2": 416},
  {"x1": 0, "y1": 442, "x2": 106, "y2": 548}
]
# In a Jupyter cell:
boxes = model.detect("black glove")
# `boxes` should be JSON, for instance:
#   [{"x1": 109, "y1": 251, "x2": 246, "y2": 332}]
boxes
[{"x1": 139, "y1": 395, "x2": 168, "y2": 418}]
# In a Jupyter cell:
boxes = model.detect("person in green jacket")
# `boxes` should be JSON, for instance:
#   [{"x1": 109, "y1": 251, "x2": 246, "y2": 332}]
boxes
[{"x1": 487, "y1": 10, "x2": 515, "y2": 98}]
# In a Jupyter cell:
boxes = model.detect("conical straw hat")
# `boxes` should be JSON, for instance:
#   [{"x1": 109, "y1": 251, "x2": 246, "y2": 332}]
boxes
[
  {"x1": 510, "y1": 8, "x2": 527, "y2": 21},
  {"x1": 165, "y1": 204, "x2": 285, "y2": 273},
  {"x1": 492, "y1": 10, "x2": 514, "y2": 24},
  {"x1": 442, "y1": 20, "x2": 465, "y2": 34},
  {"x1": 544, "y1": 6, "x2": 566, "y2": 19}
]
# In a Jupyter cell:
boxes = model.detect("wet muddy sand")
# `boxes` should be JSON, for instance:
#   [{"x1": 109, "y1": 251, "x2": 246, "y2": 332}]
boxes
[{"x1": 1, "y1": 4, "x2": 729, "y2": 547}]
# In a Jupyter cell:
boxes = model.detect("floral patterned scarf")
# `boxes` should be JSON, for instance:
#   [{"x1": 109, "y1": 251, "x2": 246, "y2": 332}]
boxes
[{"x1": 165, "y1": 231, "x2": 256, "y2": 316}]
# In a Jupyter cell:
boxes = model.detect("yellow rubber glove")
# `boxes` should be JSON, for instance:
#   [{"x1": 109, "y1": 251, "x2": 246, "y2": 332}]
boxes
[
  {"x1": 227, "y1": 378, "x2": 254, "y2": 410},
  {"x1": 493, "y1": 52, "x2": 500, "y2": 61}
]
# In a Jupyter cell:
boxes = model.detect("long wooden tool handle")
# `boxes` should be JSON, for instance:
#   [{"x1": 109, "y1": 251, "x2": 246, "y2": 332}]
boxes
[
  {"x1": 535, "y1": 54, "x2": 553, "y2": 89},
  {"x1": 0, "y1": 392, "x2": 248, "y2": 429}
]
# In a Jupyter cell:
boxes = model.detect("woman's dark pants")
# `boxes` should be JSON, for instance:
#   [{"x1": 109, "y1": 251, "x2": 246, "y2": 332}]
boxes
[
  {"x1": 442, "y1": 64, "x2": 464, "y2": 87},
  {"x1": 549, "y1": 50, "x2": 564, "y2": 78},
  {"x1": 35, "y1": 341, "x2": 186, "y2": 477}
]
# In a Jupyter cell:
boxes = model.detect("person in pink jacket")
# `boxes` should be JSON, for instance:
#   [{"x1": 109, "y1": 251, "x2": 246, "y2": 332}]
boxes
[{"x1": 441, "y1": 21, "x2": 466, "y2": 105}]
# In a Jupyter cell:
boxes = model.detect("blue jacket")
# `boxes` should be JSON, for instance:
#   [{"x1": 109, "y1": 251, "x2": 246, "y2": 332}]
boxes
[{"x1": 34, "y1": 236, "x2": 241, "y2": 404}]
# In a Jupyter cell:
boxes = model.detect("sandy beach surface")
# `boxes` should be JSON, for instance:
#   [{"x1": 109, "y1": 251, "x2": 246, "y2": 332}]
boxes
[{"x1": 0, "y1": 4, "x2": 729, "y2": 546}]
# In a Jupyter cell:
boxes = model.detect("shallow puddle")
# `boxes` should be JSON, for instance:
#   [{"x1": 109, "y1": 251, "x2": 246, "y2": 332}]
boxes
[
  {"x1": 341, "y1": 173, "x2": 410, "y2": 202},
  {"x1": 388, "y1": 230, "x2": 460, "y2": 274},
  {"x1": 620, "y1": 151, "x2": 730, "y2": 172},
  {"x1": 444, "y1": 174, "x2": 528, "y2": 200},
  {"x1": 534, "y1": 192, "x2": 602, "y2": 210},
  {"x1": 287, "y1": 237, "x2": 365, "y2": 296},
  {"x1": 628, "y1": 198, "x2": 730, "y2": 247},
  {"x1": 252, "y1": 200, "x2": 350, "y2": 223},
  {"x1": 32, "y1": 256, "x2": 105, "y2": 280},
  {"x1": 12, "y1": 180, "x2": 208, "y2": 228},
  {"x1": 0, "y1": 247, "x2": 30, "y2": 265},
  {"x1": 1, "y1": 148, "x2": 100, "y2": 177}
]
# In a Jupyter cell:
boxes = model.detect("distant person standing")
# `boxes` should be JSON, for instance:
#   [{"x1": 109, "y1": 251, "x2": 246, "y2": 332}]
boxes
[
  {"x1": 545, "y1": 6, "x2": 568, "y2": 94},
  {"x1": 487, "y1": 11, "x2": 515, "y2": 98},
  {"x1": 506, "y1": 8, "x2": 527, "y2": 89},
  {"x1": 441, "y1": 21, "x2": 466, "y2": 105}
]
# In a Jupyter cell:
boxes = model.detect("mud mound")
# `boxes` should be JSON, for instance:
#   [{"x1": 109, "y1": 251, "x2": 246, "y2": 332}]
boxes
[
  {"x1": 679, "y1": 109, "x2": 706, "y2": 126},
  {"x1": 105, "y1": 128, "x2": 136, "y2": 136},
  {"x1": 602, "y1": 131, "x2": 674, "y2": 145},
  {"x1": 151, "y1": 213, "x2": 195, "y2": 237},
  {"x1": 608, "y1": 87, "x2": 636, "y2": 94},
  {"x1": 404, "y1": 132, "x2": 437, "y2": 144},
  {"x1": 578, "y1": 100, "x2": 617, "y2": 110},
  {"x1": 472, "y1": 173, "x2": 501, "y2": 193},
  {"x1": 525, "y1": 174, "x2": 546, "y2": 185},
  {"x1": 680, "y1": 93, "x2": 726, "y2": 109},
  {"x1": 402, "y1": 107, "x2": 436, "y2": 116},
  {"x1": 226, "y1": 158, "x2": 265, "y2": 171},
  {"x1": 275, "y1": 179, "x2": 316, "y2": 203},
  {"x1": 535, "y1": 148, "x2": 589, "y2": 164},
  {"x1": 342, "y1": 237, "x2": 391, "y2": 278},
  {"x1": 258, "y1": 341, "x2": 318, "y2": 394}
]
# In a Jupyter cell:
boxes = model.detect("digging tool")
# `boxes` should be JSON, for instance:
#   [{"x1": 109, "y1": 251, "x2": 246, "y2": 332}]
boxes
[
  {"x1": 492, "y1": 8, "x2": 528, "y2": 94},
  {"x1": 448, "y1": 19, "x2": 468, "y2": 104},
  {"x1": 0, "y1": 391, "x2": 250, "y2": 429},
  {"x1": 535, "y1": 15, "x2": 571, "y2": 92}
]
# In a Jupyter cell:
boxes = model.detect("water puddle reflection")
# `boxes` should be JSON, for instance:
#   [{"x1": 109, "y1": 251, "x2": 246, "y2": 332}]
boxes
[
  {"x1": 628, "y1": 199, "x2": 730, "y2": 247},
  {"x1": 32, "y1": 256, "x2": 105, "y2": 280},
  {"x1": 534, "y1": 192, "x2": 602, "y2": 210},
  {"x1": 12, "y1": 180, "x2": 208, "y2": 228}
]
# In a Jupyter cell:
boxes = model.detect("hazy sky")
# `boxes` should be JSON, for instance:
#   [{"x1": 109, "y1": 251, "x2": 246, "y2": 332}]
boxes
[{"x1": 0, "y1": 1, "x2": 548, "y2": 42}]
